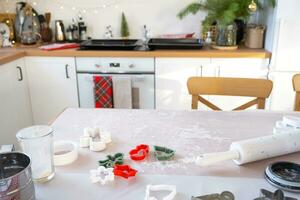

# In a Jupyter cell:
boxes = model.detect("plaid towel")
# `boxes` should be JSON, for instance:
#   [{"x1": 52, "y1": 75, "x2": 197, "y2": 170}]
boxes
[{"x1": 93, "y1": 76, "x2": 113, "y2": 108}]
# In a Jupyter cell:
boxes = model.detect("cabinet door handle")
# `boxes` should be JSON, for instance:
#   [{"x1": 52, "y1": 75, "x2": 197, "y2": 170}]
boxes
[
  {"x1": 217, "y1": 66, "x2": 221, "y2": 77},
  {"x1": 17, "y1": 66, "x2": 23, "y2": 81},
  {"x1": 65, "y1": 64, "x2": 70, "y2": 79},
  {"x1": 200, "y1": 65, "x2": 203, "y2": 77}
]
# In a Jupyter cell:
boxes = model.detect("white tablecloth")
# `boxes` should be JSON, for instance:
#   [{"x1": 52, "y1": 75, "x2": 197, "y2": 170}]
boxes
[{"x1": 35, "y1": 108, "x2": 300, "y2": 199}]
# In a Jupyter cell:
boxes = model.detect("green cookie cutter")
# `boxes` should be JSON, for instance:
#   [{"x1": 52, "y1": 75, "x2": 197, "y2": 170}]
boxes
[
  {"x1": 153, "y1": 146, "x2": 175, "y2": 161},
  {"x1": 98, "y1": 153, "x2": 124, "y2": 168}
]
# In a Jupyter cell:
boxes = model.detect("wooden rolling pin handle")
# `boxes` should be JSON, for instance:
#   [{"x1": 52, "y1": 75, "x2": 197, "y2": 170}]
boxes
[{"x1": 195, "y1": 150, "x2": 240, "y2": 166}]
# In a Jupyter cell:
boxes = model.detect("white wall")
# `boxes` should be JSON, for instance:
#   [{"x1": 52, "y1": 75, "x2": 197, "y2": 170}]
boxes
[{"x1": 0, "y1": 0, "x2": 206, "y2": 39}]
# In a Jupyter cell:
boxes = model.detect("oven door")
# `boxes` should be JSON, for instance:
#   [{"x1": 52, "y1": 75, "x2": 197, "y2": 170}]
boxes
[{"x1": 77, "y1": 73, "x2": 155, "y2": 109}]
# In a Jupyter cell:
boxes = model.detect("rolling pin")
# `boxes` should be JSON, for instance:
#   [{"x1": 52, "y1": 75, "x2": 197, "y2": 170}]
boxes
[{"x1": 196, "y1": 132, "x2": 300, "y2": 166}]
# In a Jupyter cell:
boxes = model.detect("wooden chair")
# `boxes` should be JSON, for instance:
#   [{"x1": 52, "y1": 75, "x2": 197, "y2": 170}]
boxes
[
  {"x1": 187, "y1": 77, "x2": 273, "y2": 110},
  {"x1": 292, "y1": 74, "x2": 300, "y2": 111}
]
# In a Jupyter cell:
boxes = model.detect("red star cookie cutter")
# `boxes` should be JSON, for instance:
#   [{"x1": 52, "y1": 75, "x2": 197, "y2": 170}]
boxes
[
  {"x1": 129, "y1": 144, "x2": 149, "y2": 161},
  {"x1": 113, "y1": 165, "x2": 137, "y2": 179}
]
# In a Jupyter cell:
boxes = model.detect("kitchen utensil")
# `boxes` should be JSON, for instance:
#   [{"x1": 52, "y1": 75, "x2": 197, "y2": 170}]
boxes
[
  {"x1": 39, "y1": 43, "x2": 79, "y2": 51},
  {"x1": 195, "y1": 131, "x2": 300, "y2": 166},
  {"x1": 265, "y1": 162, "x2": 300, "y2": 193},
  {"x1": 0, "y1": 152, "x2": 35, "y2": 200},
  {"x1": 53, "y1": 141, "x2": 78, "y2": 166},
  {"x1": 54, "y1": 20, "x2": 66, "y2": 42},
  {"x1": 15, "y1": 3, "x2": 41, "y2": 44},
  {"x1": 254, "y1": 189, "x2": 297, "y2": 200},
  {"x1": 147, "y1": 38, "x2": 203, "y2": 50},
  {"x1": 145, "y1": 185, "x2": 177, "y2": 200},
  {"x1": 16, "y1": 126, "x2": 55, "y2": 183},
  {"x1": 20, "y1": 31, "x2": 41, "y2": 45},
  {"x1": 40, "y1": 12, "x2": 52, "y2": 42},
  {"x1": 79, "y1": 39, "x2": 139, "y2": 50},
  {"x1": 191, "y1": 191, "x2": 235, "y2": 200}
]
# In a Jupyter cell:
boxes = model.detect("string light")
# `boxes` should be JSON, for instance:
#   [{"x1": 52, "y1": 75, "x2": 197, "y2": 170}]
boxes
[{"x1": 2, "y1": 0, "x2": 123, "y2": 15}]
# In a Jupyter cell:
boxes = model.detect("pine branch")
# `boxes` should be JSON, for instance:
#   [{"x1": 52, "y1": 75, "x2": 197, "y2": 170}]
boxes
[{"x1": 177, "y1": 3, "x2": 204, "y2": 19}]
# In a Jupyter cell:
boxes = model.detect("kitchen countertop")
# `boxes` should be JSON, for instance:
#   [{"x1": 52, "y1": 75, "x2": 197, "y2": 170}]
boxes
[
  {"x1": 0, "y1": 45, "x2": 271, "y2": 65},
  {"x1": 34, "y1": 108, "x2": 299, "y2": 199}
]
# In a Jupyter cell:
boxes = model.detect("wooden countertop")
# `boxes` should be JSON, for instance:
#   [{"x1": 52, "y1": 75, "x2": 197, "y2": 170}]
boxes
[
  {"x1": 0, "y1": 48, "x2": 26, "y2": 65},
  {"x1": 0, "y1": 46, "x2": 271, "y2": 65}
]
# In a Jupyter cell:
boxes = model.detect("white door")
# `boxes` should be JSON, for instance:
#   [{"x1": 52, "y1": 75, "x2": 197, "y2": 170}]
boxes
[
  {"x1": 209, "y1": 58, "x2": 269, "y2": 110},
  {"x1": 26, "y1": 57, "x2": 79, "y2": 124},
  {"x1": 268, "y1": 71, "x2": 297, "y2": 111},
  {"x1": 155, "y1": 58, "x2": 210, "y2": 110},
  {"x1": 0, "y1": 58, "x2": 32, "y2": 145}
]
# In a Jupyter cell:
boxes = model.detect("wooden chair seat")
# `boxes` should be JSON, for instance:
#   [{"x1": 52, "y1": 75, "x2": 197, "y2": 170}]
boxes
[{"x1": 187, "y1": 77, "x2": 273, "y2": 110}]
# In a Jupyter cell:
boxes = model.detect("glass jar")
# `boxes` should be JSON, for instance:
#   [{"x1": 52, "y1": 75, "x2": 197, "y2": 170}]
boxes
[
  {"x1": 216, "y1": 23, "x2": 237, "y2": 46},
  {"x1": 16, "y1": 125, "x2": 55, "y2": 182}
]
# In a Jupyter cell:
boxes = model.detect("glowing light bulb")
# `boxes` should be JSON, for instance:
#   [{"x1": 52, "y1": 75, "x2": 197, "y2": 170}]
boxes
[{"x1": 60, "y1": 6, "x2": 64, "y2": 10}]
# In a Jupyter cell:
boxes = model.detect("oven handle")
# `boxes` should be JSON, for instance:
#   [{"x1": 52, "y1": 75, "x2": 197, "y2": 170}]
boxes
[
  {"x1": 77, "y1": 71, "x2": 154, "y2": 75},
  {"x1": 80, "y1": 74, "x2": 150, "y2": 83}
]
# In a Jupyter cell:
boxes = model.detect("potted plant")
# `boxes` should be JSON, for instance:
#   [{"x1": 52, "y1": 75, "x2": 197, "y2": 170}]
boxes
[{"x1": 178, "y1": 0, "x2": 275, "y2": 47}]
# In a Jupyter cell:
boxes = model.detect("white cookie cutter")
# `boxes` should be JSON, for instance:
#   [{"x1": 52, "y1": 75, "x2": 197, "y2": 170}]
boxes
[
  {"x1": 145, "y1": 184, "x2": 177, "y2": 200},
  {"x1": 54, "y1": 141, "x2": 78, "y2": 166},
  {"x1": 90, "y1": 166, "x2": 114, "y2": 185},
  {"x1": 79, "y1": 127, "x2": 112, "y2": 151},
  {"x1": 89, "y1": 137, "x2": 106, "y2": 152},
  {"x1": 282, "y1": 116, "x2": 300, "y2": 129}
]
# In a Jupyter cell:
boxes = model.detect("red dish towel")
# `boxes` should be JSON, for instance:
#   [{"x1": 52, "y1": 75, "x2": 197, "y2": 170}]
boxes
[{"x1": 93, "y1": 76, "x2": 113, "y2": 108}]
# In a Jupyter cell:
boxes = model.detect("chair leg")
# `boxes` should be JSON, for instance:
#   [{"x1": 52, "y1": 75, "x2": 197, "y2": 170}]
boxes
[
  {"x1": 257, "y1": 98, "x2": 265, "y2": 109},
  {"x1": 191, "y1": 95, "x2": 198, "y2": 110},
  {"x1": 294, "y1": 93, "x2": 300, "y2": 111}
]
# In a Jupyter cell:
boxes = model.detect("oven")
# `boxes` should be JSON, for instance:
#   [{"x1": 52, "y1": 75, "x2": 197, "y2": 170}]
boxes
[{"x1": 76, "y1": 58, "x2": 155, "y2": 109}]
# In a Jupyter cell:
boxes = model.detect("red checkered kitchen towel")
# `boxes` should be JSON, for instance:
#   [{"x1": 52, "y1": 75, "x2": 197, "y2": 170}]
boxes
[{"x1": 93, "y1": 76, "x2": 113, "y2": 108}]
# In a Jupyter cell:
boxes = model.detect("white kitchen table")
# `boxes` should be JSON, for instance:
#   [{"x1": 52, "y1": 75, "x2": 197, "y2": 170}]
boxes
[{"x1": 35, "y1": 108, "x2": 300, "y2": 199}]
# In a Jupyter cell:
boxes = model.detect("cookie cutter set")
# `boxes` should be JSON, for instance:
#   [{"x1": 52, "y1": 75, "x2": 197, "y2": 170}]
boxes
[{"x1": 79, "y1": 127, "x2": 112, "y2": 151}]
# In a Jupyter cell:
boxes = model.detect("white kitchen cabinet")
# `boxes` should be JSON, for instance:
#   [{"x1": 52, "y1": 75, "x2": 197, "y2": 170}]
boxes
[
  {"x1": 0, "y1": 58, "x2": 32, "y2": 145},
  {"x1": 209, "y1": 58, "x2": 270, "y2": 110},
  {"x1": 268, "y1": 72, "x2": 296, "y2": 111},
  {"x1": 155, "y1": 58, "x2": 210, "y2": 110},
  {"x1": 212, "y1": 58, "x2": 269, "y2": 78},
  {"x1": 26, "y1": 57, "x2": 79, "y2": 124},
  {"x1": 155, "y1": 58, "x2": 270, "y2": 110}
]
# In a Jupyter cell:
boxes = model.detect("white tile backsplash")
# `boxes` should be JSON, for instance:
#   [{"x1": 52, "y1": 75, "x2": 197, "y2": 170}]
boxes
[{"x1": 0, "y1": 0, "x2": 206, "y2": 39}]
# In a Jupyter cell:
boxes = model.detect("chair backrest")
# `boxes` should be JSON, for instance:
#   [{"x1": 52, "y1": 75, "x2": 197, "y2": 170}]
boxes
[
  {"x1": 187, "y1": 77, "x2": 273, "y2": 110},
  {"x1": 292, "y1": 74, "x2": 300, "y2": 111}
]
